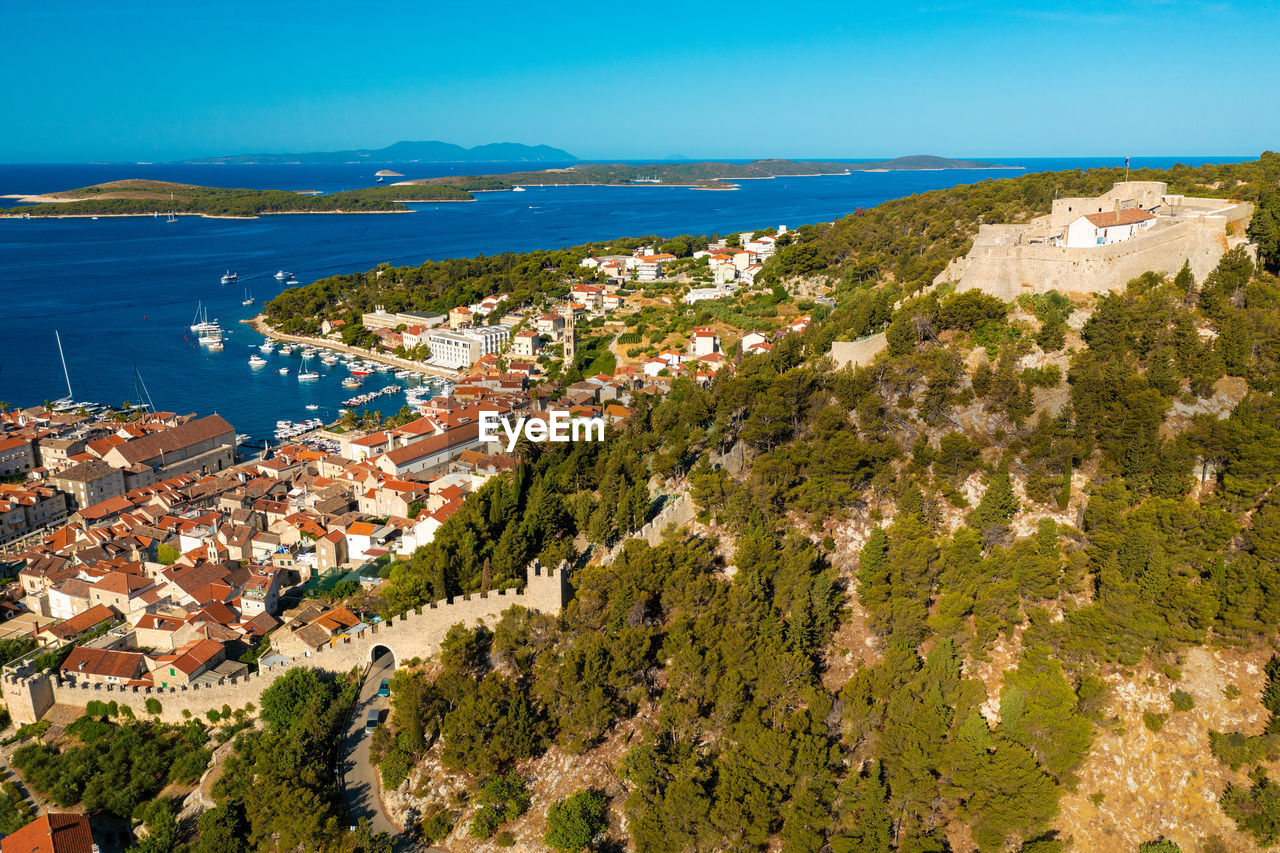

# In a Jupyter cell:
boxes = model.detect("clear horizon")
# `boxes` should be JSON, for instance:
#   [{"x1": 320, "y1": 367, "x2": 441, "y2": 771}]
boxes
[{"x1": 2, "y1": 0, "x2": 1276, "y2": 162}]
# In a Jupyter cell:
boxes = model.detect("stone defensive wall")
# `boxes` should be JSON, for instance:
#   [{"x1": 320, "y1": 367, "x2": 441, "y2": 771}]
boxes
[
  {"x1": 600, "y1": 490, "x2": 695, "y2": 565},
  {"x1": 939, "y1": 201, "x2": 1254, "y2": 301},
  {"x1": 829, "y1": 332, "x2": 889, "y2": 370},
  {"x1": 2, "y1": 562, "x2": 568, "y2": 725}
]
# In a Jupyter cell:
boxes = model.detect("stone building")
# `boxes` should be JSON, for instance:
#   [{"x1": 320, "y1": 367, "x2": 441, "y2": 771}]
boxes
[{"x1": 939, "y1": 181, "x2": 1254, "y2": 299}]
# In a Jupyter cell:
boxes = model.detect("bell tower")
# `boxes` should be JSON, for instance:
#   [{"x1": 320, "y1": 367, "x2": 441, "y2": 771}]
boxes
[{"x1": 562, "y1": 302, "x2": 576, "y2": 370}]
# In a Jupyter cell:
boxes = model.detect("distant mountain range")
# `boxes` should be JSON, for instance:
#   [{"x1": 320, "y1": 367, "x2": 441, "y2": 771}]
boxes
[{"x1": 179, "y1": 140, "x2": 578, "y2": 165}]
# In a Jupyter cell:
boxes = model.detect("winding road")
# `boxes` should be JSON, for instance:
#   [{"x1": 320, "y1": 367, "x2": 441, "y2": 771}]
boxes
[{"x1": 340, "y1": 652, "x2": 400, "y2": 839}]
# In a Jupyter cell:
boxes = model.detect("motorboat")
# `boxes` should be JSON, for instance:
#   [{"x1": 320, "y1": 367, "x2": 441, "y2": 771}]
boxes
[
  {"x1": 249, "y1": 355, "x2": 267, "y2": 367},
  {"x1": 259, "y1": 341, "x2": 276, "y2": 354},
  {"x1": 274, "y1": 270, "x2": 292, "y2": 281},
  {"x1": 221, "y1": 271, "x2": 238, "y2": 285},
  {"x1": 278, "y1": 367, "x2": 290, "y2": 375},
  {"x1": 298, "y1": 371, "x2": 319, "y2": 381},
  {"x1": 305, "y1": 404, "x2": 319, "y2": 410},
  {"x1": 341, "y1": 377, "x2": 362, "y2": 389}
]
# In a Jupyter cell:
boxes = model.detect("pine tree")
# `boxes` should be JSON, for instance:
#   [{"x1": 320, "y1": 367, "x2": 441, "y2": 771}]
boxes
[{"x1": 969, "y1": 464, "x2": 1020, "y2": 538}]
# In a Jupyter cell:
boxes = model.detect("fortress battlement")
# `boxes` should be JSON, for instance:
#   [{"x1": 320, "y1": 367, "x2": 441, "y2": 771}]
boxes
[{"x1": 939, "y1": 182, "x2": 1254, "y2": 300}]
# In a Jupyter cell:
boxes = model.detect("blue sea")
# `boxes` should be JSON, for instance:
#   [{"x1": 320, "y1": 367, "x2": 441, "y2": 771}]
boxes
[{"x1": 0, "y1": 156, "x2": 1252, "y2": 440}]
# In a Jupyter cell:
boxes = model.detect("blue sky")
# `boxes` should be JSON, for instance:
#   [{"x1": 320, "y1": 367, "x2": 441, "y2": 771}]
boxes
[{"x1": 1, "y1": 0, "x2": 1275, "y2": 161}]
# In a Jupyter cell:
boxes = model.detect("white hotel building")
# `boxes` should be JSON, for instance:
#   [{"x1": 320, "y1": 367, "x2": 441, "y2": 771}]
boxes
[{"x1": 428, "y1": 325, "x2": 511, "y2": 370}]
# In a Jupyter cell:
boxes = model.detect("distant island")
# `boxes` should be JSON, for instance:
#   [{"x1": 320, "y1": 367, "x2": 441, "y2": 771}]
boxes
[
  {"x1": 0, "y1": 179, "x2": 457, "y2": 218},
  {"x1": 388, "y1": 155, "x2": 1017, "y2": 192},
  {"x1": 179, "y1": 140, "x2": 578, "y2": 165},
  {"x1": 0, "y1": 157, "x2": 1017, "y2": 217}
]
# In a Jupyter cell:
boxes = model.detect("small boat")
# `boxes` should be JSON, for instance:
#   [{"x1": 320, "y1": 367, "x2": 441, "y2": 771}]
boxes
[
  {"x1": 298, "y1": 371, "x2": 319, "y2": 381},
  {"x1": 249, "y1": 355, "x2": 267, "y2": 367},
  {"x1": 341, "y1": 377, "x2": 362, "y2": 389},
  {"x1": 241, "y1": 288, "x2": 254, "y2": 305},
  {"x1": 286, "y1": 277, "x2": 299, "y2": 285},
  {"x1": 278, "y1": 367, "x2": 290, "y2": 375},
  {"x1": 376, "y1": 176, "x2": 384, "y2": 183},
  {"x1": 300, "y1": 348, "x2": 316, "y2": 359},
  {"x1": 221, "y1": 271, "x2": 238, "y2": 285},
  {"x1": 259, "y1": 342, "x2": 275, "y2": 354},
  {"x1": 274, "y1": 270, "x2": 292, "y2": 281},
  {"x1": 206, "y1": 340, "x2": 223, "y2": 351},
  {"x1": 305, "y1": 404, "x2": 319, "y2": 410},
  {"x1": 351, "y1": 369, "x2": 371, "y2": 377},
  {"x1": 512, "y1": 186, "x2": 526, "y2": 192},
  {"x1": 166, "y1": 211, "x2": 177, "y2": 224}
]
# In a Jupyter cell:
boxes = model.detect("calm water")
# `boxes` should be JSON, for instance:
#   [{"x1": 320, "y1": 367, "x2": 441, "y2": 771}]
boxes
[{"x1": 0, "y1": 156, "x2": 1251, "y2": 439}]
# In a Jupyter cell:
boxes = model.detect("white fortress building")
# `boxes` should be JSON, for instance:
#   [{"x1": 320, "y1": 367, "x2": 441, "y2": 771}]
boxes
[{"x1": 939, "y1": 181, "x2": 1254, "y2": 299}]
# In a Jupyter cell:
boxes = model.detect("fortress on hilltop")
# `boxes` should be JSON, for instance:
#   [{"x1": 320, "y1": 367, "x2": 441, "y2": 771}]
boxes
[{"x1": 938, "y1": 181, "x2": 1254, "y2": 299}]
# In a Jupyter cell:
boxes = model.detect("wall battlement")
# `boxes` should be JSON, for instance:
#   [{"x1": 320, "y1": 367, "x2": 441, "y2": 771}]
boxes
[
  {"x1": 938, "y1": 182, "x2": 1253, "y2": 299},
  {"x1": 2, "y1": 561, "x2": 568, "y2": 724}
]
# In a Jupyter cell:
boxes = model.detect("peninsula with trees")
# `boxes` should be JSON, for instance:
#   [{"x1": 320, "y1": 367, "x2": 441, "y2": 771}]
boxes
[{"x1": 0, "y1": 179, "x2": 465, "y2": 218}]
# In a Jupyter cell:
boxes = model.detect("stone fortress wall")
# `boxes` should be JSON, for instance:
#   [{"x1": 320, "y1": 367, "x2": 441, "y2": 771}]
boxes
[
  {"x1": 937, "y1": 181, "x2": 1254, "y2": 300},
  {"x1": 829, "y1": 333, "x2": 889, "y2": 370},
  {"x1": 2, "y1": 561, "x2": 568, "y2": 725}
]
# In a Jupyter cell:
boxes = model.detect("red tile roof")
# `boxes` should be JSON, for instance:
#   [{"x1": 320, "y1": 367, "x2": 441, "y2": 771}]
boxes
[
  {"x1": 61, "y1": 646, "x2": 146, "y2": 681},
  {"x1": 46, "y1": 604, "x2": 116, "y2": 640},
  {"x1": 1, "y1": 813, "x2": 97, "y2": 853},
  {"x1": 1083, "y1": 208, "x2": 1156, "y2": 228}
]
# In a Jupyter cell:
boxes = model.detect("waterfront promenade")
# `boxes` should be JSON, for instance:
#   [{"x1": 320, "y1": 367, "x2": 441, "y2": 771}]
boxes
[{"x1": 245, "y1": 316, "x2": 460, "y2": 380}]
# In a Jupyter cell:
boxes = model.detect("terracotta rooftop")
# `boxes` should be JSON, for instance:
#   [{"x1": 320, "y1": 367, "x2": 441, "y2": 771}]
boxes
[
  {"x1": 1083, "y1": 208, "x2": 1156, "y2": 228},
  {"x1": 1, "y1": 812, "x2": 97, "y2": 853}
]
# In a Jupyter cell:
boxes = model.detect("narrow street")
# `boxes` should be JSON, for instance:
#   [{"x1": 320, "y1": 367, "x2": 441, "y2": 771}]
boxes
[{"x1": 340, "y1": 651, "x2": 400, "y2": 840}]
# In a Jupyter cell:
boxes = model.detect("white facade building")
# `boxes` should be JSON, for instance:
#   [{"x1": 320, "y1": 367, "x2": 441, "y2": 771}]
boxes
[
  {"x1": 1064, "y1": 208, "x2": 1157, "y2": 248},
  {"x1": 428, "y1": 325, "x2": 511, "y2": 370}
]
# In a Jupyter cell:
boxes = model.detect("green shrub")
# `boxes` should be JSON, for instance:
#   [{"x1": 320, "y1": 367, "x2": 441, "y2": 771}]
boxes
[
  {"x1": 380, "y1": 745, "x2": 414, "y2": 790},
  {"x1": 544, "y1": 789, "x2": 608, "y2": 852},
  {"x1": 1143, "y1": 711, "x2": 1168, "y2": 732},
  {"x1": 1170, "y1": 689, "x2": 1194, "y2": 712}
]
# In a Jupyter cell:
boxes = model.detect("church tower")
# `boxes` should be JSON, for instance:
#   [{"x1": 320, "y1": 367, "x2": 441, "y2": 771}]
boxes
[{"x1": 562, "y1": 301, "x2": 576, "y2": 370}]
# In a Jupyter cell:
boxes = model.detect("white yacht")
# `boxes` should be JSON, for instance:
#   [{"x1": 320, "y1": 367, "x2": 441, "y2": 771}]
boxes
[
  {"x1": 512, "y1": 186, "x2": 526, "y2": 192},
  {"x1": 241, "y1": 289, "x2": 254, "y2": 306},
  {"x1": 278, "y1": 367, "x2": 290, "y2": 375},
  {"x1": 274, "y1": 270, "x2": 292, "y2": 281},
  {"x1": 259, "y1": 341, "x2": 276, "y2": 354},
  {"x1": 249, "y1": 355, "x2": 267, "y2": 367},
  {"x1": 298, "y1": 371, "x2": 319, "y2": 381},
  {"x1": 221, "y1": 271, "x2": 238, "y2": 285}
]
